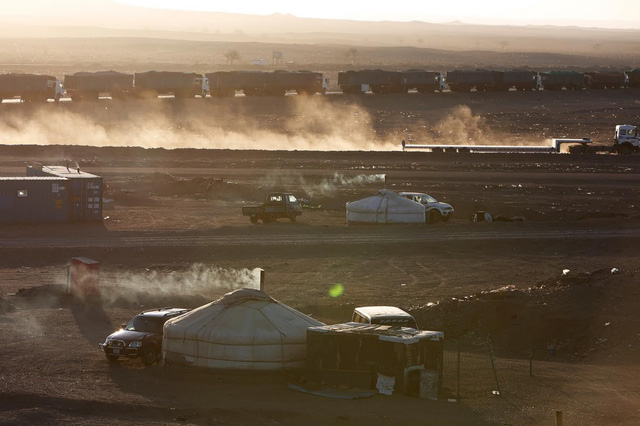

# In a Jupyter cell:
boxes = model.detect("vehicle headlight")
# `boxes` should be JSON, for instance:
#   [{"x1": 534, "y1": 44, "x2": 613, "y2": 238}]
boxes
[{"x1": 128, "y1": 341, "x2": 142, "y2": 348}]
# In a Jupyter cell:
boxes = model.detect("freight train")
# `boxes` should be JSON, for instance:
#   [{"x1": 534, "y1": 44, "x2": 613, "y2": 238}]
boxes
[{"x1": 0, "y1": 68, "x2": 638, "y2": 102}]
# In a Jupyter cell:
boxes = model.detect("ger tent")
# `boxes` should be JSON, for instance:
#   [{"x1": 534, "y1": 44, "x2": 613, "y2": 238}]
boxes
[
  {"x1": 346, "y1": 189, "x2": 425, "y2": 224},
  {"x1": 162, "y1": 288, "x2": 324, "y2": 370}
]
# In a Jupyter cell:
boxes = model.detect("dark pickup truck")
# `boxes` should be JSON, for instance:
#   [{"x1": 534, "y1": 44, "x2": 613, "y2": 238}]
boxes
[{"x1": 242, "y1": 192, "x2": 302, "y2": 223}]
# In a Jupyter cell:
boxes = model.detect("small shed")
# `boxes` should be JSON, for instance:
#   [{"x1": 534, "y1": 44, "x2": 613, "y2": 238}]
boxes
[
  {"x1": 346, "y1": 189, "x2": 425, "y2": 224},
  {"x1": 67, "y1": 257, "x2": 100, "y2": 297},
  {"x1": 163, "y1": 289, "x2": 324, "y2": 370},
  {"x1": 306, "y1": 323, "x2": 444, "y2": 397}
]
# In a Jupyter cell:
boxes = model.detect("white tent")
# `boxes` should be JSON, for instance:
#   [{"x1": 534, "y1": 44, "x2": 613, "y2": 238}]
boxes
[
  {"x1": 346, "y1": 189, "x2": 426, "y2": 224},
  {"x1": 162, "y1": 288, "x2": 324, "y2": 370}
]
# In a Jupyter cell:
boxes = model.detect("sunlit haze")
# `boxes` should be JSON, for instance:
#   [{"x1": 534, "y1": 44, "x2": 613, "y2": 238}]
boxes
[
  {"x1": 112, "y1": 0, "x2": 640, "y2": 28},
  {"x1": 1, "y1": 0, "x2": 639, "y2": 29}
]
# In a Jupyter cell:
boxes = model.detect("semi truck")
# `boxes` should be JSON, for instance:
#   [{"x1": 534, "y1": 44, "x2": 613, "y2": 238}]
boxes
[
  {"x1": 0, "y1": 74, "x2": 64, "y2": 102},
  {"x1": 446, "y1": 70, "x2": 496, "y2": 92},
  {"x1": 338, "y1": 70, "x2": 402, "y2": 94},
  {"x1": 64, "y1": 71, "x2": 134, "y2": 101},
  {"x1": 270, "y1": 70, "x2": 328, "y2": 95},
  {"x1": 628, "y1": 69, "x2": 640, "y2": 88},
  {"x1": 207, "y1": 71, "x2": 328, "y2": 97},
  {"x1": 401, "y1": 70, "x2": 447, "y2": 93},
  {"x1": 540, "y1": 71, "x2": 586, "y2": 91},
  {"x1": 133, "y1": 71, "x2": 209, "y2": 99},
  {"x1": 338, "y1": 70, "x2": 446, "y2": 94},
  {"x1": 585, "y1": 72, "x2": 627, "y2": 89},
  {"x1": 401, "y1": 124, "x2": 640, "y2": 155},
  {"x1": 496, "y1": 71, "x2": 542, "y2": 91}
]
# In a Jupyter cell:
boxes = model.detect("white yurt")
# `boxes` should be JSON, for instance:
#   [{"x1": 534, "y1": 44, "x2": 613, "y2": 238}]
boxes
[
  {"x1": 346, "y1": 189, "x2": 426, "y2": 224},
  {"x1": 162, "y1": 288, "x2": 324, "y2": 370}
]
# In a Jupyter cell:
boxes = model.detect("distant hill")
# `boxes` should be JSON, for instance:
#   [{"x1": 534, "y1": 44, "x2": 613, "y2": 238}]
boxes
[{"x1": 0, "y1": 2, "x2": 638, "y2": 71}]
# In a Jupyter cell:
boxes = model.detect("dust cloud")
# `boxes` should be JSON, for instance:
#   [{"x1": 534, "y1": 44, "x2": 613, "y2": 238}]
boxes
[
  {"x1": 0, "y1": 96, "x2": 396, "y2": 151},
  {"x1": 103, "y1": 264, "x2": 261, "y2": 299},
  {"x1": 413, "y1": 105, "x2": 497, "y2": 145}
]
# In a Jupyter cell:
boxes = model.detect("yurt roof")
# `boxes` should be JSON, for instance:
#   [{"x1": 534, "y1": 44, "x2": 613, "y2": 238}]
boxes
[{"x1": 346, "y1": 189, "x2": 425, "y2": 214}]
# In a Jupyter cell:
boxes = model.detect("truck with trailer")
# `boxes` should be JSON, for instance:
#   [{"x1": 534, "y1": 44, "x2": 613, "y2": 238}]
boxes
[
  {"x1": 338, "y1": 70, "x2": 446, "y2": 94},
  {"x1": 628, "y1": 69, "x2": 640, "y2": 88},
  {"x1": 401, "y1": 124, "x2": 640, "y2": 155},
  {"x1": 585, "y1": 72, "x2": 627, "y2": 89},
  {"x1": 242, "y1": 192, "x2": 302, "y2": 223},
  {"x1": 446, "y1": 70, "x2": 496, "y2": 92},
  {"x1": 540, "y1": 71, "x2": 586, "y2": 90},
  {"x1": 0, "y1": 74, "x2": 64, "y2": 103},
  {"x1": 133, "y1": 71, "x2": 209, "y2": 99},
  {"x1": 496, "y1": 71, "x2": 542, "y2": 91},
  {"x1": 338, "y1": 70, "x2": 403, "y2": 94},
  {"x1": 207, "y1": 71, "x2": 265, "y2": 97},
  {"x1": 64, "y1": 71, "x2": 134, "y2": 101},
  {"x1": 401, "y1": 70, "x2": 447, "y2": 93},
  {"x1": 207, "y1": 71, "x2": 328, "y2": 97},
  {"x1": 270, "y1": 70, "x2": 329, "y2": 95}
]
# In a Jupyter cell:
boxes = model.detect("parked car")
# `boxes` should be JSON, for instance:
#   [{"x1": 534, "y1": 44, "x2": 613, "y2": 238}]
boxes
[
  {"x1": 99, "y1": 307, "x2": 189, "y2": 365},
  {"x1": 399, "y1": 192, "x2": 454, "y2": 223},
  {"x1": 242, "y1": 192, "x2": 302, "y2": 223},
  {"x1": 351, "y1": 306, "x2": 418, "y2": 329}
]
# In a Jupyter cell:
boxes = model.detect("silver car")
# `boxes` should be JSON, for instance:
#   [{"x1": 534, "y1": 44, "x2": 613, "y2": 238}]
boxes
[{"x1": 400, "y1": 192, "x2": 454, "y2": 223}]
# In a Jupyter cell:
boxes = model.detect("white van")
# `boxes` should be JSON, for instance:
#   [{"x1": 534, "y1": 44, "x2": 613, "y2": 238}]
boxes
[{"x1": 352, "y1": 306, "x2": 418, "y2": 329}]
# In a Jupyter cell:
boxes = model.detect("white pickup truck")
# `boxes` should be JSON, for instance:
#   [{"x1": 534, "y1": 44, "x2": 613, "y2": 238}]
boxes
[{"x1": 399, "y1": 192, "x2": 454, "y2": 223}]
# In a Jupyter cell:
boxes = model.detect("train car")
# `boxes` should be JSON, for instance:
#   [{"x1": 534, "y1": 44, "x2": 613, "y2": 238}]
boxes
[{"x1": 64, "y1": 71, "x2": 134, "y2": 101}]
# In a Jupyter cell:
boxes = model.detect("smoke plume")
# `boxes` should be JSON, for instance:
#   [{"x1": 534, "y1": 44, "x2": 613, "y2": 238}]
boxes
[{"x1": 104, "y1": 264, "x2": 261, "y2": 299}]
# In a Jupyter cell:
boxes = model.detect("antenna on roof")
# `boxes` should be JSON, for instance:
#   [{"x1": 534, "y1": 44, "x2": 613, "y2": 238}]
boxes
[
  {"x1": 75, "y1": 161, "x2": 80, "y2": 174},
  {"x1": 65, "y1": 159, "x2": 70, "y2": 173}
]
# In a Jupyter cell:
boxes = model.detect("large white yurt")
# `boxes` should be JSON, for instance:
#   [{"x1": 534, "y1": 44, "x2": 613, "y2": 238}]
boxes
[
  {"x1": 346, "y1": 189, "x2": 425, "y2": 224},
  {"x1": 162, "y1": 288, "x2": 324, "y2": 370}
]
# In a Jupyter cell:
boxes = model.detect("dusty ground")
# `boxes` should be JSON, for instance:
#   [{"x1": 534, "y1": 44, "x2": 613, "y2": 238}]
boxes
[{"x1": 1, "y1": 91, "x2": 640, "y2": 425}]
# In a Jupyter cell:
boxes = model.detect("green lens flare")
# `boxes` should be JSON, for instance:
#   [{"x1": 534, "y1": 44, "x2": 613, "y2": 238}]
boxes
[{"x1": 329, "y1": 283, "x2": 344, "y2": 298}]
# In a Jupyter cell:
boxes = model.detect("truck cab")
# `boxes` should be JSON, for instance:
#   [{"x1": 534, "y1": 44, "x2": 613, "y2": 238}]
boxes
[
  {"x1": 196, "y1": 74, "x2": 210, "y2": 98},
  {"x1": 320, "y1": 75, "x2": 330, "y2": 94},
  {"x1": 50, "y1": 78, "x2": 65, "y2": 102},
  {"x1": 614, "y1": 124, "x2": 639, "y2": 155},
  {"x1": 436, "y1": 73, "x2": 447, "y2": 92}
]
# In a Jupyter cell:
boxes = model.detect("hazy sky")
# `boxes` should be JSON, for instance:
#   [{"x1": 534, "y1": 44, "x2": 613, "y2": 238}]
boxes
[
  {"x1": 112, "y1": 0, "x2": 638, "y2": 28},
  {"x1": 2, "y1": 0, "x2": 638, "y2": 29}
]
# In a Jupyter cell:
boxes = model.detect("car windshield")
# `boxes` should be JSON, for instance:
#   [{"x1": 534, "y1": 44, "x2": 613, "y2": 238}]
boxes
[
  {"x1": 125, "y1": 316, "x2": 164, "y2": 333},
  {"x1": 372, "y1": 317, "x2": 418, "y2": 329},
  {"x1": 421, "y1": 195, "x2": 437, "y2": 203}
]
